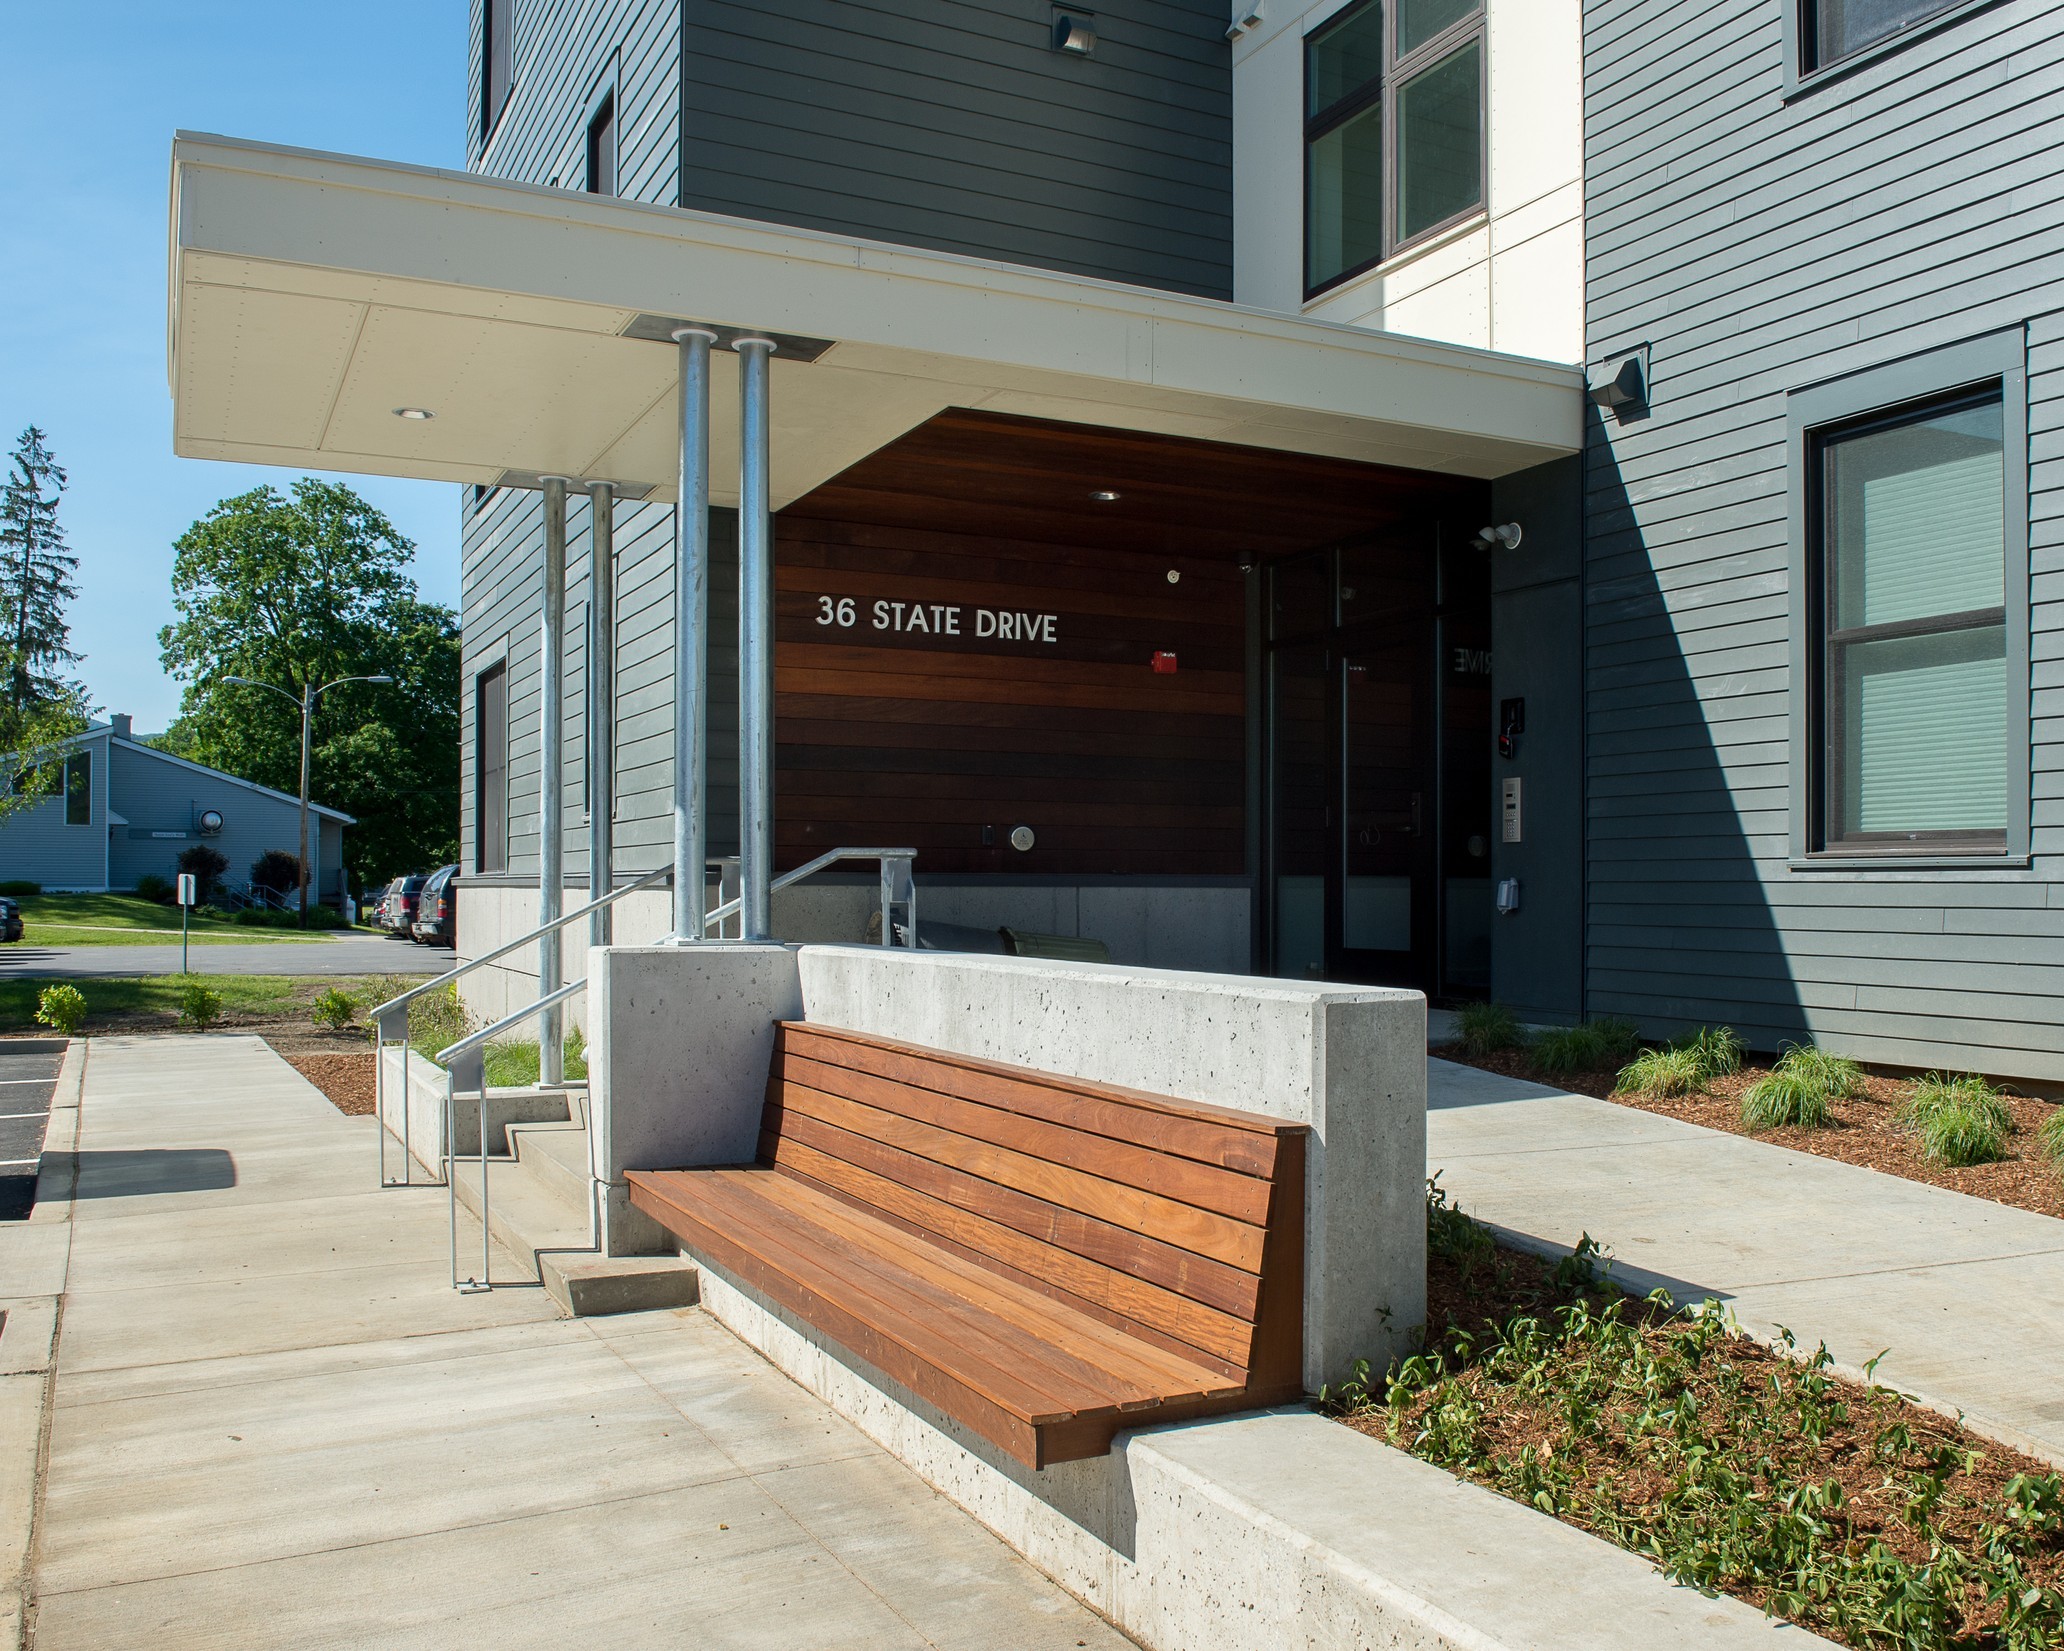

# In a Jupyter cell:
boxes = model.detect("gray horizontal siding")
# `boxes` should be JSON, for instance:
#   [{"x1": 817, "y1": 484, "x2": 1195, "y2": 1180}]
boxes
[
  {"x1": 1582, "y1": 0, "x2": 2064, "y2": 1079},
  {"x1": 679, "y1": 0, "x2": 1233, "y2": 299}
]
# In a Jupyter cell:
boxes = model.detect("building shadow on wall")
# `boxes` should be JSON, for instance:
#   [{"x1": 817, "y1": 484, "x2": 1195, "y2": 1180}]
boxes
[{"x1": 1583, "y1": 407, "x2": 1806, "y2": 1050}]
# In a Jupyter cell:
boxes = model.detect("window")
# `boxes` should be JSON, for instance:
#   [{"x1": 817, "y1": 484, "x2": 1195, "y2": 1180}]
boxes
[
  {"x1": 1791, "y1": 331, "x2": 2029, "y2": 863},
  {"x1": 586, "y1": 92, "x2": 616, "y2": 196},
  {"x1": 1801, "y1": 0, "x2": 1963, "y2": 73},
  {"x1": 476, "y1": 662, "x2": 509, "y2": 873},
  {"x1": 1305, "y1": 0, "x2": 1483, "y2": 295},
  {"x1": 63, "y1": 749, "x2": 91, "y2": 826},
  {"x1": 482, "y1": 0, "x2": 512, "y2": 142}
]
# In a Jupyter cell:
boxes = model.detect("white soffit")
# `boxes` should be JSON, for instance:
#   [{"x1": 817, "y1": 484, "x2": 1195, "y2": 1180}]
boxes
[{"x1": 168, "y1": 134, "x2": 1584, "y2": 507}]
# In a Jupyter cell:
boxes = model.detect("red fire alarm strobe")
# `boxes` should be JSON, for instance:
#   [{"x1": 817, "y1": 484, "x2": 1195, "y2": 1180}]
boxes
[{"x1": 1151, "y1": 651, "x2": 1178, "y2": 674}]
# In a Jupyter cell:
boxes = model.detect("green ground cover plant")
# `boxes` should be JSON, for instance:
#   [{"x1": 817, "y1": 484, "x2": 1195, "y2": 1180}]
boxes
[
  {"x1": 1454, "y1": 1001, "x2": 1524, "y2": 1058},
  {"x1": 1329, "y1": 1193, "x2": 2064, "y2": 1649},
  {"x1": 479, "y1": 1027, "x2": 588, "y2": 1087},
  {"x1": 1740, "y1": 1044, "x2": 1865, "y2": 1131},
  {"x1": 1531, "y1": 1018, "x2": 1640, "y2": 1078},
  {"x1": 1900, "y1": 1074, "x2": 2012, "y2": 1167}
]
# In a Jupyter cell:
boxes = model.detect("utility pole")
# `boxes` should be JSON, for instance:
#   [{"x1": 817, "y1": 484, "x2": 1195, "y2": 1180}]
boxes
[{"x1": 220, "y1": 673, "x2": 395, "y2": 925}]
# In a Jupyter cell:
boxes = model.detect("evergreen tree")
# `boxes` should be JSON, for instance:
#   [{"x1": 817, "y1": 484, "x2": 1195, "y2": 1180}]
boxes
[{"x1": 0, "y1": 427, "x2": 82, "y2": 712}]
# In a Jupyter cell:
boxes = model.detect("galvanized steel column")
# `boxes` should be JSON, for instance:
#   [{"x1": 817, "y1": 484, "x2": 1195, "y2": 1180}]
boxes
[
  {"x1": 585, "y1": 481, "x2": 616, "y2": 949},
  {"x1": 735, "y1": 336, "x2": 777, "y2": 943},
  {"x1": 538, "y1": 475, "x2": 571, "y2": 1085},
  {"x1": 669, "y1": 327, "x2": 718, "y2": 942}
]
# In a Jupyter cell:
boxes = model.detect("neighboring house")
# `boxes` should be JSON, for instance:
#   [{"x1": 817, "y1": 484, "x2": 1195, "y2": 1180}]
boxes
[
  {"x1": 0, "y1": 715, "x2": 353, "y2": 903},
  {"x1": 159, "y1": 0, "x2": 2062, "y2": 1081}
]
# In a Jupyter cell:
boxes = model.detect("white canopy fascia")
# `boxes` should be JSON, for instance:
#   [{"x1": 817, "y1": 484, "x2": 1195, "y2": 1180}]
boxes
[{"x1": 168, "y1": 133, "x2": 1584, "y2": 508}]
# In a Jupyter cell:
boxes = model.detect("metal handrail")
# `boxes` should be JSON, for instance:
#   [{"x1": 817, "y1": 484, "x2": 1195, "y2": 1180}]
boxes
[
  {"x1": 440, "y1": 977, "x2": 589, "y2": 1292},
  {"x1": 373, "y1": 861, "x2": 671, "y2": 1189},
  {"x1": 703, "y1": 846, "x2": 917, "y2": 936}
]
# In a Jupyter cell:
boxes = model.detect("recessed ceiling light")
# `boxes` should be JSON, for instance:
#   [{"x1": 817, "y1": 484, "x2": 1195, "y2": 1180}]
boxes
[
  {"x1": 393, "y1": 406, "x2": 435, "y2": 421},
  {"x1": 1091, "y1": 489, "x2": 1120, "y2": 502}
]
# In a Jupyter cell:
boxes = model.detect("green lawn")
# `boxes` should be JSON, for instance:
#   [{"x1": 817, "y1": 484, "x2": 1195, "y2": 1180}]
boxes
[
  {"x1": 12, "y1": 893, "x2": 344, "y2": 945},
  {"x1": 0, "y1": 974, "x2": 392, "y2": 1035}
]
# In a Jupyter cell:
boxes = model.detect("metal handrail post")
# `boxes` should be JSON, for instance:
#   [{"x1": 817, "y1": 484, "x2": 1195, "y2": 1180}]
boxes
[
  {"x1": 538, "y1": 477, "x2": 571, "y2": 1085},
  {"x1": 587, "y1": 481, "x2": 617, "y2": 949}
]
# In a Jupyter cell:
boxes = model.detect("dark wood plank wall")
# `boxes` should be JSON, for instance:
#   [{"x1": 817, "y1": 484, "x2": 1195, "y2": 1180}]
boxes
[
  {"x1": 774, "y1": 517, "x2": 1247, "y2": 875},
  {"x1": 772, "y1": 410, "x2": 1484, "y2": 878}
]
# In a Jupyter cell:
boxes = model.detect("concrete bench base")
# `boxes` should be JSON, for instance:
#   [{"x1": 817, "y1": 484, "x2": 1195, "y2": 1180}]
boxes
[{"x1": 693, "y1": 1262, "x2": 1829, "y2": 1651}]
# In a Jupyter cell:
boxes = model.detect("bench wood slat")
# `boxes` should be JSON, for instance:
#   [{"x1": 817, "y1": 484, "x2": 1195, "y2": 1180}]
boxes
[
  {"x1": 761, "y1": 1109, "x2": 1264, "y2": 1319},
  {"x1": 780, "y1": 1023, "x2": 1288, "y2": 1174},
  {"x1": 767, "y1": 1133, "x2": 1255, "y2": 1370},
  {"x1": 771, "y1": 1080, "x2": 1266, "y2": 1272},
  {"x1": 628, "y1": 1022, "x2": 1309, "y2": 1468},
  {"x1": 778, "y1": 1049, "x2": 1275, "y2": 1224}
]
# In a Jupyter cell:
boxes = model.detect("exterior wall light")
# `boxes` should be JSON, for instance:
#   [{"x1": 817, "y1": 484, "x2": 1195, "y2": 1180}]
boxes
[
  {"x1": 392, "y1": 406, "x2": 435, "y2": 420},
  {"x1": 1472, "y1": 522, "x2": 1523, "y2": 550},
  {"x1": 197, "y1": 809, "x2": 225, "y2": 835},
  {"x1": 1010, "y1": 825, "x2": 1037, "y2": 852},
  {"x1": 1053, "y1": 11, "x2": 1097, "y2": 54},
  {"x1": 1091, "y1": 489, "x2": 1120, "y2": 501}
]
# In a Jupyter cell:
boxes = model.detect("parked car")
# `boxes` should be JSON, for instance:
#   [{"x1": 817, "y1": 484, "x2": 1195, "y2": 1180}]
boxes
[
  {"x1": 411, "y1": 866, "x2": 459, "y2": 947},
  {"x1": 379, "y1": 873, "x2": 428, "y2": 936},
  {"x1": 0, "y1": 897, "x2": 20, "y2": 943}
]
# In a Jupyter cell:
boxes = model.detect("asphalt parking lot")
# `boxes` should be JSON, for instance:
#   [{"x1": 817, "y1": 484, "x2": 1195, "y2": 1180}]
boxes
[{"x1": 0, "y1": 1040, "x2": 61, "y2": 1220}]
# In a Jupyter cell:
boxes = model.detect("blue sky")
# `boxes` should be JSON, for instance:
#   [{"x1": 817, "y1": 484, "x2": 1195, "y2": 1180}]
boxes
[{"x1": 0, "y1": 3, "x2": 469, "y2": 734}]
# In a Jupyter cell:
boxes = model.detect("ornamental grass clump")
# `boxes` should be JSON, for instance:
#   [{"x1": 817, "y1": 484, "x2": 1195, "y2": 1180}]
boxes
[
  {"x1": 1454, "y1": 1000, "x2": 1524, "y2": 1058},
  {"x1": 1613, "y1": 1023, "x2": 1743, "y2": 1099},
  {"x1": 1900, "y1": 1073, "x2": 2011, "y2": 1167},
  {"x1": 2037, "y1": 1106, "x2": 2064, "y2": 1166},
  {"x1": 1740, "y1": 1043, "x2": 1864, "y2": 1131},
  {"x1": 1532, "y1": 1017, "x2": 1640, "y2": 1078}
]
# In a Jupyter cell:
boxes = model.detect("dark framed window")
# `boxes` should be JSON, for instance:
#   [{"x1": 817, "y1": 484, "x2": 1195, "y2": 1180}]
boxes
[
  {"x1": 1800, "y1": 0, "x2": 1964, "y2": 73},
  {"x1": 1305, "y1": 0, "x2": 1484, "y2": 297},
  {"x1": 482, "y1": 0, "x2": 513, "y2": 143},
  {"x1": 63, "y1": 750, "x2": 90, "y2": 826},
  {"x1": 586, "y1": 92, "x2": 616, "y2": 195},
  {"x1": 476, "y1": 662, "x2": 509, "y2": 873},
  {"x1": 1789, "y1": 330, "x2": 2029, "y2": 865}
]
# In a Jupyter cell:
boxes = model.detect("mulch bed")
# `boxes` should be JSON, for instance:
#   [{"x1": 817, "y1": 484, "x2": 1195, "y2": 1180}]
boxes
[
  {"x1": 1340, "y1": 1234, "x2": 2064, "y2": 1648},
  {"x1": 277, "y1": 1048, "x2": 377, "y2": 1115},
  {"x1": 1444, "y1": 1046, "x2": 2064, "y2": 1222}
]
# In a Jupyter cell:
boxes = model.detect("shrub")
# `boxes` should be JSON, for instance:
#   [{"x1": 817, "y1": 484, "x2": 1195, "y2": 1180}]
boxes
[
  {"x1": 176, "y1": 982, "x2": 224, "y2": 1031},
  {"x1": 1899, "y1": 1073, "x2": 2010, "y2": 1166},
  {"x1": 176, "y1": 844, "x2": 229, "y2": 903},
  {"x1": 310, "y1": 987, "x2": 358, "y2": 1031},
  {"x1": 0, "y1": 880, "x2": 41, "y2": 897},
  {"x1": 133, "y1": 873, "x2": 176, "y2": 904},
  {"x1": 34, "y1": 984, "x2": 87, "y2": 1036},
  {"x1": 233, "y1": 904, "x2": 345, "y2": 929},
  {"x1": 249, "y1": 849, "x2": 303, "y2": 898},
  {"x1": 1533, "y1": 1018, "x2": 1642, "y2": 1078},
  {"x1": 1454, "y1": 1001, "x2": 1524, "y2": 1058},
  {"x1": 1613, "y1": 1045, "x2": 1706, "y2": 1098},
  {"x1": 2037, "y1": 1105, "x2": 2064, "y2": 1165}
]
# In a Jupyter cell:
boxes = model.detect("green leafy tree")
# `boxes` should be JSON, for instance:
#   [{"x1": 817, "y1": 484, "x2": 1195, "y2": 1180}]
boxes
[
  {"x1": 0, "y1": 427, "x2": 89, "y2": 821},
  {"x1": 157, "y1": 480, "x2": 459, "y2": 891}
]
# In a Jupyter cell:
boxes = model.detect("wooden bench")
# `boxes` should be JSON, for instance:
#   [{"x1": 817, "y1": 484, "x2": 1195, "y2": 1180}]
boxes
[{"x1": 626, "y1": 1021, "x2": 1306, "y2": 1469}]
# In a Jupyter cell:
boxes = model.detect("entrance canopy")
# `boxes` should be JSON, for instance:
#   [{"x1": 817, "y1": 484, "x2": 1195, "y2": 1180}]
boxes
[{"x1": 167, "y1": 134, "x2": 1582, "y2": 509}]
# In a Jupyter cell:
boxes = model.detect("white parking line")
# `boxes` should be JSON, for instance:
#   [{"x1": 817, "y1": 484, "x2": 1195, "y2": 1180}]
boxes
[
  {"x1": 0, "y1": 1077, "x2": 55, "y2": 1085},
  {"x1": 0, "y1": 1111, "x2": 50, "y2": 1120},
  {"x1": 0, "y1": 1158, "x2": 40, "y2": 1168}
]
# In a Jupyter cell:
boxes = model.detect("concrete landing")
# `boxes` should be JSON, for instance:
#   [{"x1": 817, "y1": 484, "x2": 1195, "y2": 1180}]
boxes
[
  {"x1": 17, "y1": 1034, "x2": 1131, "y2": 1651},
  {"x1": 1428, "y1": 1056, "x2": 2064, "y2": 1465}
]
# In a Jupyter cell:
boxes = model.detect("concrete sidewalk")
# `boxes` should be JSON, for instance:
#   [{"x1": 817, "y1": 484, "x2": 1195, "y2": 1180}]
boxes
[
  {"x1": 1429, "y1": 1057, "x2": 2064, "y2": 1465},
  {"x1": 6, "y1": 1035, "x2": 1128, "y2": 1650}
]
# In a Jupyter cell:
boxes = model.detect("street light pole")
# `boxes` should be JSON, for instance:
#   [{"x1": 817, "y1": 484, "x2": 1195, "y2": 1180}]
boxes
[{"x1": 220, "y1": 673, "x2": 395, "y2": 925}]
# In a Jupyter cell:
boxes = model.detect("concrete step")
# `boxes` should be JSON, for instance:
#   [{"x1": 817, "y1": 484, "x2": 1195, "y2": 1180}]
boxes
[
  {"x1": 505, "y1": 1119, "x2": 592, "y2": 1211},
  {"x1": 450, "y1": 1152, "x2": 699, "y2": 1318}
]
